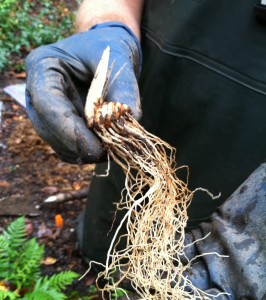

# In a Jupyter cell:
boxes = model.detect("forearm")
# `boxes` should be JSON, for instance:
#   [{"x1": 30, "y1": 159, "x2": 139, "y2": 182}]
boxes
[{"x1": 75, "y1": 0, "x2": 144, "y2": 40}]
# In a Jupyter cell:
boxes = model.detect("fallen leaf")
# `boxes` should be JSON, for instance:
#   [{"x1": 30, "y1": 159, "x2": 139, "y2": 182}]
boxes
[
  {"x1": 12, "y1": 116, "x2": 24, "y2": 121},
  {"x1": 42, "y1": 257, "x2": 57, "y2": 265},
  {"x1": 0, "y1": 282, "x2": 8, "y2": 292},
  {"x1": 1, "y1": 96, "x2": 13, "y2": 102},
  {"x1": 37, "y1": 223, "x2": 53, "y2": 238},
  {"x1": 14, "y1": 72, "x2": 26, "y2": 79},
  {"x1": 12, "y1": 104, "x2": 20, "y2": 111},
  {"x1": 15, "y1": 138, "x2": 22, "y2": 144},
  {"x1": 25, "y1": 221, "x2": 33, "y2": 235},
  {"x1": 41, "y1": 186, "x2": 59, "y2": 194},
  {"x1": 73, "y1": 181, "x2": 81, "y2": 190},
  {"x1": 0, "y1": 181, "x2": 10, "y2": 187},
  {"x1": 46, "y1": 179, "x2": 54, "y2": 185}
]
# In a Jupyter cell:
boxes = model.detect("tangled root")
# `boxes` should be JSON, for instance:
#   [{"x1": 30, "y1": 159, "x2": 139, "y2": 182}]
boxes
[
  {"x1": 83, "y1": 47, "x2": 219, "y2": 299},
  {"x1": 90, "y1": 113, "x2": 210, "y2": 299}
]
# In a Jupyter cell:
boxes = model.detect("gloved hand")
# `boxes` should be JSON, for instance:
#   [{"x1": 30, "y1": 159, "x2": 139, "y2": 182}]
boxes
[
  {"x1": 119, "y1": 163, "x2": 266, "y2": 299},
  {"x1": 25, "y1": 22, "x2": 142, "y2": 164}
]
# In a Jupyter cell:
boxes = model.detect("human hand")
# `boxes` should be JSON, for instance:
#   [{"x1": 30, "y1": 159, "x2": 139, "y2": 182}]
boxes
[{"x1": 25, "y1": 22, "x2": 142, "y2": 164}]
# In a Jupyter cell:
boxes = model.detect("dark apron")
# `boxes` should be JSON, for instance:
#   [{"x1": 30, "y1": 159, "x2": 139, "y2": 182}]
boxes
[{"x1": 79, "y1": 0, "x2": 266, "y2": 264}]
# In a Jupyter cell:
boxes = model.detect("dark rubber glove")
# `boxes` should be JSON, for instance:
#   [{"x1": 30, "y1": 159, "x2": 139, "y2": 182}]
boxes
[
  {"x1": 119, "y1": 163, "x2": 266, "y2": 299},
  {"x1": 25, "y1": 22, "x2": 142, "y2": 164}
]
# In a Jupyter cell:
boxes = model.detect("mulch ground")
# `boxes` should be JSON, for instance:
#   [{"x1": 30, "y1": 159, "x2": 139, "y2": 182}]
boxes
[{"x1": 0, "y1": 73, "x2": 102, "y2": 299}]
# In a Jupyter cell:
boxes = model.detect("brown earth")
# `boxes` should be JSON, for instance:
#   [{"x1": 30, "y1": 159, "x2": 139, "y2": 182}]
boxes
[
  {"x1": 0, "y1": 2, "x2": 106, "y2": 297},
  {"x1": 0, "y1": 73, "x2": 102, "y2": 298}
]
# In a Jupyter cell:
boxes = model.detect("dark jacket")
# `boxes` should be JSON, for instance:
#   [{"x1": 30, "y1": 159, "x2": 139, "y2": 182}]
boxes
[{"x1": 140, "y1": 0, "x2": 266, "y2": 227}]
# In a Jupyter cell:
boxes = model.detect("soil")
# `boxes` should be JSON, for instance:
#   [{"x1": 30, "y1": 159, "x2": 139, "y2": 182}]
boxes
[
  {"x1": 0, "y1": 2, "x2": 116, "y2": 297},
  {"x1": 0, "y1": 63, "x2": 102, "y2": 299},
  {"x1": 0, "y1": 0, "x2": 109, "y2": 296}
]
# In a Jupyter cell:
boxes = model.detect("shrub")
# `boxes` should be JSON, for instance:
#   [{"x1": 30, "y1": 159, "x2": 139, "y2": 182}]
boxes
[
  {"x1": 0, "y1": 0, "x2": 76, "y2": 72},
  {"x1": 0, "y1": 216, "x2": 79, "y2": 299}
]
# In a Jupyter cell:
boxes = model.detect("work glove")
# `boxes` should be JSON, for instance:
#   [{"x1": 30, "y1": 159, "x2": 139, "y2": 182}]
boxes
[
  {"x1": 119, "y1": 163, "x2": 266, "y2": 299},
  {"x1": 25, "y1": 22, "x2": 142, "y2": 164}
]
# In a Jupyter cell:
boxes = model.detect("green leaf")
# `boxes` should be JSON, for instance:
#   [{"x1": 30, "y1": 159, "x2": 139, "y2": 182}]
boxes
[
  {"x1": 0, "y1": 290, "x2": 17, "y2": 300},
  {"x1": 0, "y1": 217, "x2": 78, "y2": 299},
  {"x1": 3, "y1": 217, "x2": 27, "y2": 250},
  {"x1": 22, "y1": 288, "x2": 66, "y2": 300},
  {"x1": 0, "y1": 0, "x2": 76, "y2": 72},
  {"x1": 41, "y1": 271, "x2": 79, "y2": 292},
  {"x1": 0, "y1": 217, "x2": 27, "y2": 281},
  {"x1": 8, "y1": 238, "x2": 44, "y2": 287}
]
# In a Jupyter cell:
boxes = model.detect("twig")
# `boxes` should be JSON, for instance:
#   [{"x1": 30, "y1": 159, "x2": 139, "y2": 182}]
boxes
[{"x1": 43, "y1": 186, "x2": 89, "y2": 204}]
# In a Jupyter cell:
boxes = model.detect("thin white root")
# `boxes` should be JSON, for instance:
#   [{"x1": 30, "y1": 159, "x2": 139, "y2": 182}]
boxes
[
  {"x1": 92, "y1": 115, "x2": 204, "y2": 299},
  {"x1": 93, "y1": 153, "x2": 111, "y2": 177},
  {"x1": 83, "y1": 47, "x2": 228, "y2": 299}
]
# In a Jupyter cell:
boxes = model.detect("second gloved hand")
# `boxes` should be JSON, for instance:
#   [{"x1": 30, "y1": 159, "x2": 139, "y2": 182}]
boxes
[{"x1": 25, "y1": 22, "x2": 142, "y2": 164}]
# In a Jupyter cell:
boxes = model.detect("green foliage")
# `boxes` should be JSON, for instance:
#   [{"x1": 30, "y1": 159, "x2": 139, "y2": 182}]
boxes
[
  {"x1": 0, "y1": 0, "x2": 76, "y2": 71},
  {"x1": 111, "y1": 288, "x2": 128, "y2": 299},
  {"x1": 0, "y1": 217, "x2": 79, "y2": 300}
]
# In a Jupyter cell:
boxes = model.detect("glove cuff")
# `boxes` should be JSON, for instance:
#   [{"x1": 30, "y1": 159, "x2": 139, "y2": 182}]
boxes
[{"x1": 90, "y1": 21, "x2": 142, "y2": 78}]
